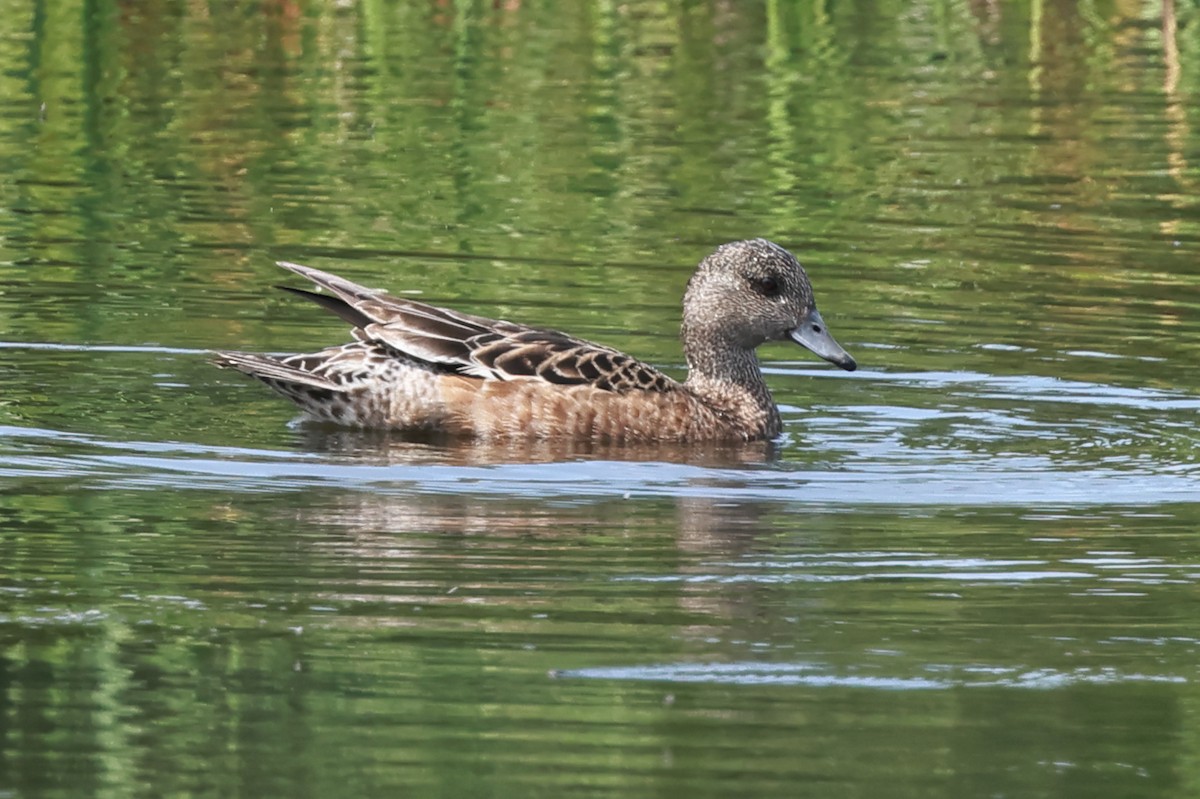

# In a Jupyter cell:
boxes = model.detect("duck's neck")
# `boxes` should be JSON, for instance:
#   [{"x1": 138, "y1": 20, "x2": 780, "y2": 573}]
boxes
[{"x1": 683, "y1": 334, "x2": 781, "y2": 439}]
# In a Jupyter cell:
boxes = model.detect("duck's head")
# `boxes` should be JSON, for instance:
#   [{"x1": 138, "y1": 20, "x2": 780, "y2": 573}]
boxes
[{"x1": 682, "y1": 238, "x2": 857, "y2": 371}]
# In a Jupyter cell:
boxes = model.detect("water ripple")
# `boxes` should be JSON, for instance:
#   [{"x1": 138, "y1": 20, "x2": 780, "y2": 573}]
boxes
[
  {"x1": 554, "y1": 661, "x2": 1189, "y2": 689},
  {"x1": 1, "y1": 422, "x2": 1197, "y2": 507}
]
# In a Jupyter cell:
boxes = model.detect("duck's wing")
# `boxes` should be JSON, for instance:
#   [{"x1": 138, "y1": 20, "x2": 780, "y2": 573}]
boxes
[
  {"x1": 277, "y1": 261, "x2": 680, "y2": 394},
  {"x1": 460, "y1": 327, "x2": 679, "y2": 392}
]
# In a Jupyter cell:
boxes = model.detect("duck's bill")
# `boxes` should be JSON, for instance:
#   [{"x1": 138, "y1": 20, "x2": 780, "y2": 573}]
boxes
[{"x1": 788, "y1": 310, "x2": 857, "y2": 371}]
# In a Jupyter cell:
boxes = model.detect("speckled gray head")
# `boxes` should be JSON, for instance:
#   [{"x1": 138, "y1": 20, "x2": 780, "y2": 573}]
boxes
[{"x1": 682, "y1": 238, "x2": 857, "y2": 372}]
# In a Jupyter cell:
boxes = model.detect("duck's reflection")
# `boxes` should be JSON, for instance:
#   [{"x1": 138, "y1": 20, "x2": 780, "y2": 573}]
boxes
[
  {"x1": 273, "y1": 426, "x2": 807, "y2": 633},
  {"x1": 285, "y1": 487, "x2": 772, "y2": 635},
  {"x1": 294, "y1": 424, "x2": 780, "y2": 468}
]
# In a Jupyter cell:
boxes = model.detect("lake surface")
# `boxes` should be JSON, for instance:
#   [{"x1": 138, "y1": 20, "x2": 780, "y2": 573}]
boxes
[{"x1": 3, "y1": 1, "x2": 1200, "y2": 796}]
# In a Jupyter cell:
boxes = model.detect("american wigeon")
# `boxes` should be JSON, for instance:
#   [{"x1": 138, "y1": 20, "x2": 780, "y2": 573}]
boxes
[{"x1": 213, "y1": 239, "x2": 856, "y2": 441}]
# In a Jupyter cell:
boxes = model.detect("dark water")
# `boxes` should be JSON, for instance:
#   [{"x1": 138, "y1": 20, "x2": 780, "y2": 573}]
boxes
[{"x1": 4, "y1": 1, "x2": 1200, "y2": 797}]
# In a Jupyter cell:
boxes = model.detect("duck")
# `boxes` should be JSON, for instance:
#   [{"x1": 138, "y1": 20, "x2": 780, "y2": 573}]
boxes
[{"x1": 212, "y1": 239, "x2": 856, "y2": 441}]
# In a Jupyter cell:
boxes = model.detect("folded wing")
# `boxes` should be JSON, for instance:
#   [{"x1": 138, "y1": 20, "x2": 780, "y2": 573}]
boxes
[{"x1": 276, "y1": 261, "x2": 678, "y2": 394}]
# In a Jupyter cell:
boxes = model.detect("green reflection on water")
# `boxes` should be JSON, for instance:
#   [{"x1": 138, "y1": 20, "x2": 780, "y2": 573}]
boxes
[{"x1": 4, "y1": 489, "x2": 1200, "y2": 797}]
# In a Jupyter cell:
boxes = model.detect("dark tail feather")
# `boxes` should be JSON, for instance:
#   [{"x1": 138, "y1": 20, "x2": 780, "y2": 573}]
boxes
[
  {"x1": 275, "y1": 285, "x2": 374, "y2": 329},
  {"x1": 212, "y1": 351, "x2": 340, "y2": 391}
]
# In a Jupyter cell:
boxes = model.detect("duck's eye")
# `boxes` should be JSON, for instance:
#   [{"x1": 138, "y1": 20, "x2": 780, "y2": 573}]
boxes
[{"x1": 750, "y1": 274, "x2": 781, "y2": 297}]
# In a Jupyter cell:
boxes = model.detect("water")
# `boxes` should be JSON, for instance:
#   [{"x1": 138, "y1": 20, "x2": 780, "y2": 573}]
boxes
[{"x1": 3, "y1": 1, "x2": 1200, "y2": 797}]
